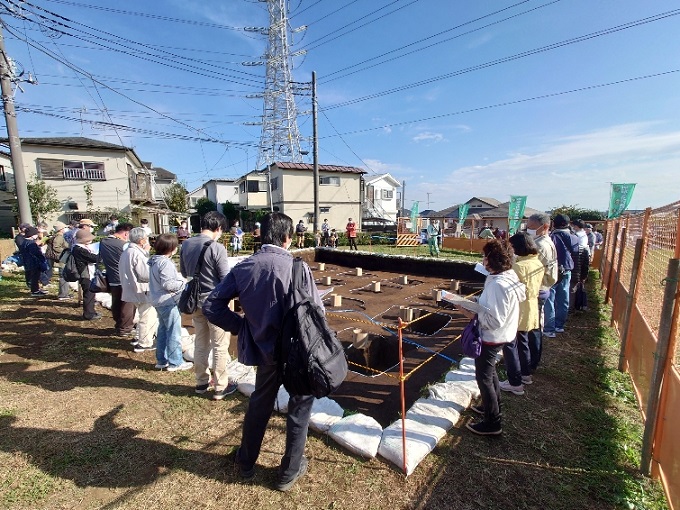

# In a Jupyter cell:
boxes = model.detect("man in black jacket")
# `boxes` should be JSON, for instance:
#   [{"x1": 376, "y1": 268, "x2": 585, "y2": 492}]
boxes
[{"x1": 99, "y1": 223, "x2": 134, "y2": 334}]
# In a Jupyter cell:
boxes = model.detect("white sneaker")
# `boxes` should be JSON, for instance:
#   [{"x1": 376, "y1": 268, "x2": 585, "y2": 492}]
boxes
[
  {"x1": 521, "y1": 375, "x2": 533, "y2": 385},
  {"x1": 543, "y1": 331, "x2": 556, "y2": 338},
  {"x1": 555, "y1": 327, "x2": 565, "y2": 333},
  {"x1": 167, "y1": 361, "x2": 193, "y2": 372},
  {"x1": 499, "y1": 380, "x2": 525, "y2": 395}
]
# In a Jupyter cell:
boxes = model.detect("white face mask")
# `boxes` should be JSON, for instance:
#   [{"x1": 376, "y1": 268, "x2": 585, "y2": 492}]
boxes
[{"x1": 526, "y1": 228, "x2": 538, "y2": 237}]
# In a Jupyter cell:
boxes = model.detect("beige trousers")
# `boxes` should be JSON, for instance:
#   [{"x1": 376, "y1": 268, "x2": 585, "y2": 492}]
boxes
[{"x1": 193, "y1": 307, "x2": 231, "y2": 391}]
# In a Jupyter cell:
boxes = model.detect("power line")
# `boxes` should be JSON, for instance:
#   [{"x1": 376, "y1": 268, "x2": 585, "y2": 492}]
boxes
[
  {"x1": 319, "y1": 108, "x2": 378, "y2": 175},
  {"x1": 302, "y1": 0, "x2": 360, "y2": 26},
  {"x1": 320, "y1": 69, "x2": 680, "y2": 138},
  {"x1": 324, "y1": 8, "x2": 680, "y2": 110},
  {"x1": 321, "y1": 0, "x2": 556, "y2": 83}
]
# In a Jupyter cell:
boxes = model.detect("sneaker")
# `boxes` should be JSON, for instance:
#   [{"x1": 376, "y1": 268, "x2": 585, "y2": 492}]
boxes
[
  {"x1": 466, "y1": 420, "x2": 502, "y2": 436},
  {"x1": 195, "y1": 383, "x2": 210, "y2": 394},
  {"x1": 31, "y1": 290, "x2": 48, "y2": 296},
  {"x1": 555, "y1": 327, "x2": 565, "y2": 333},
  {"x1": 275, "y1": 456, "x2": 308, "y2": 492},
  {"x1": 166, "y1": 361, "x2": 193, "y2": 372},
  {"x1": 133, "y1": 344, "x2": 155, "y2": 353},
  {"x1": 130, "y1": 340, "x2": 140, "y2": 346},
  {"x1": 154, "y1": 363, "x2": 169, "y2": 370},
  {"x1": 57, "y1": 296, "x2": 72, "y2": 301},
  {"x1": 84, "y1": 313, "x2": 102, "y2": 321},
  {"x1": 499, "y1": 380, "x2": 525, "y2": 395},
  {"x1": 233, "y1": 449, "x2": 255, "y2": 480},
  {"x1": 212, "y1": 382, "x2": 239, "y2": 400},
  {"x1": 470, "y1": 404, "x2": 485, "y2": 416},
  {"x1": 521, "y1": 375, "x2": 533, "y2": 385},
  {"x1": 543, "y1": 331, "x2": 556, "y2": 338}
]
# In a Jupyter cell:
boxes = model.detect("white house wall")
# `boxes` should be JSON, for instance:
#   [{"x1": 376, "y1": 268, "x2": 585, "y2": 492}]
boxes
[{"x1": 367, "y1": 178, "x2": 399, "y2": 222}]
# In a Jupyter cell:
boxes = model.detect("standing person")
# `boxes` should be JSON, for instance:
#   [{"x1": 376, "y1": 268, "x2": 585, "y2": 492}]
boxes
[
  {"x1": 177, "y1": 220, "x2": 190, "y2": 241},
  {"x1": 427, "y1": 220, "x2": 441, "y2": 257},
  {"x1": 14, "y1": 222, "x2": 30, "y2": 251},
  {"x1": 346, "y1": 218, "x2": 358, "y2": 251},
  {"x1": 203, "y1": 212, "x2": 321, "y2": 491},
  {"x1": 72, "y1": 229, "x2": 101, "y2": 320},
  {"x1": 458, "y1": 240, "x2": 525, "y2": 436},
  {"x1": 295, "y1": 220, "x2": 307, "y2": 249},
  {"x1": 103, "y1": 215, "x2": 119, "y2": 235},
  {"x1": 585, "y1": 224, "x2": 596, "y2": 254},
  {"x1": 329, "y1": 229, "x2": 338, "y2": 248},
  {"x1": 45, "y1": 221, "x2": 72, "y2": 300},
  {"x1": 148, "y1": 233, "x2": 192, "y2": 372},
  {"x1": 230, "y1": 221, "x2": 244, "y2": 256},
  {"x1": 139, "y1": 218, "x2": 153, "y2": 237},
  {"x1": 180, "y1": 211, "x2": 236, "y2": 399},
  {"x1": 19, "y1": 227, "x2": 48, "y2": 296},
  {"x1": 321, "y1": 218, "x2": 330, "y2": 247},
  {"x1": 99, "y1": 222, "x2": 135, "y2": 336},
  {"x1": 500, "y1": 233, "x2": 544, "y2": 395},
  {"x1": 547, "y1": 214, "x2": 577, "y2": 335},
  {"x1": 62, "y1": 220, "x2": 80, "y2": 247},
  {"x1": 252, "y1": 222, "x2": 262, "y2": 253},
  {"x1": 120, "y1": 228, "x2": 158, "y2": 352},
  {"x1": 525, "y1": 213, "x2": 557, "y2": 362},
  {"x1": 479, "y1": 224, "x2": 495, "y2": 240}
]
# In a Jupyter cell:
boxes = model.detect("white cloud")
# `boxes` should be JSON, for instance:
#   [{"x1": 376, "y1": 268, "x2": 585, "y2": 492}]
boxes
[
  {"x1": 413, "y1": 132, "x2": 445, "y2": 144},
  {"x1": 412, "y1": 123, "x2": 680, "y2": 212}
]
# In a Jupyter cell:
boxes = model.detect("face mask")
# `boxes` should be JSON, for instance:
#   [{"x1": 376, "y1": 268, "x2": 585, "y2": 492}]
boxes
[{"x1": 526, "y1": 228, "x2": 538, "y2": 237}]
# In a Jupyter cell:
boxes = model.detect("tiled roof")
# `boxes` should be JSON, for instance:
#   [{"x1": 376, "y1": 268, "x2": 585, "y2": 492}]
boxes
[
  {"x1": 153, "y1": 167, "x2": 176, "y2": 180},
  {"x1": 12, "y1": 137, "x2": 131, "y2": 151},
  {"x1": 272, "y1": 161, "x2": 365, "y2": 174},
  {"x1": 470, "y1": 196, "x2": 501, "y2": 207}
]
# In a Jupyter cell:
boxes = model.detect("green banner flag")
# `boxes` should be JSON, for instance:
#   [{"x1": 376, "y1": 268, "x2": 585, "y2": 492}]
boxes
[
  {"x1": 608, "y1": 183, "x2": 636, "y2": 219},
  {"x1": 508, "y1": 195, "x2": 527, "y2": 235},
  {"x1": 410, "y1": 201, "x2": 419, "y2": 233},
  {"x1": 458, "y1": 203, "x2": 469, "y2": 222}
]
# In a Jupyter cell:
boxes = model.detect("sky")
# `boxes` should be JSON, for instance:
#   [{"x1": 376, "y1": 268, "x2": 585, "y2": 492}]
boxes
[{"x1": 1, "y1": 0, "x2": 679, "y2": 213}]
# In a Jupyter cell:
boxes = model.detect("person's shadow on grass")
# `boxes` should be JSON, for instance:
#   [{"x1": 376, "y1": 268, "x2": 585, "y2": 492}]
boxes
[{"x1": 0, "y1": 404, "x2": 274, "y2": 489}]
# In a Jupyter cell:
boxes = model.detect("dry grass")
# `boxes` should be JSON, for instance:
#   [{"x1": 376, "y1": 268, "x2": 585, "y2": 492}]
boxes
[{"x1": 0, "y1": 271, "x2": 669, "y2": 510}]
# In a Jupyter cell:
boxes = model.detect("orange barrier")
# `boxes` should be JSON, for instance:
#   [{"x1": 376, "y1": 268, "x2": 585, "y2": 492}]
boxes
[
  {"x1": 396, "y1": 233, "x2": 421, "y2": 247},
  {"x1": 601, "y1": 201, "x2": 680, "y2": 510}
]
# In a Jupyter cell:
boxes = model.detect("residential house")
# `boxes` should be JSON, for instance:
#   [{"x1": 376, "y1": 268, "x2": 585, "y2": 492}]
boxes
[
  {"x1": 0, "y1": 137, "x2": 146, "y2": 227},
  {"x1": 0, "y1": 151, "x2": 14, "y2": 234},
  {"x1": 204, "y1": 178, "x2": 239, "y2": 213},
  {"x1": 362, "y1": 173, "x2": 401, "y2": 228}
]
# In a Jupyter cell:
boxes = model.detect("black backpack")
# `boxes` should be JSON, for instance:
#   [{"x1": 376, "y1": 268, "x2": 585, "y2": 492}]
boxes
[
  {"x1": 61, "y1": 249, "x2": 79, "y2": 282},
  {"x1": 277, "y1": 257, "x2": 348, "y2": 398}
]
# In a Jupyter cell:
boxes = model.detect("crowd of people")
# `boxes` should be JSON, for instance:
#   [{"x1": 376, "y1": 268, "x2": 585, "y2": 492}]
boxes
[{"x1": 461, "y1": 212, "x2": 598, "y2": 436}]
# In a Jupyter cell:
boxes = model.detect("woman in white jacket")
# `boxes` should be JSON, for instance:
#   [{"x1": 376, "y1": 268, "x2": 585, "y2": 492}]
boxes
[
  {"x1": 119, "y1": 228, "x2": 158, "y2": 352},
  {"x1": 459, "y1": 240, "x2": 526, "y2": 436}
]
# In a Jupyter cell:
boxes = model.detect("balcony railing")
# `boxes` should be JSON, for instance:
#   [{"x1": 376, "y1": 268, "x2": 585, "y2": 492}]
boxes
[{"x1": 63, "y1": 167, "x2": 106, "y2": 181}]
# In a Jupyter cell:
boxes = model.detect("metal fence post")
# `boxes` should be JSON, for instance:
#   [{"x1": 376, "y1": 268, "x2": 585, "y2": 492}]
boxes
[
  {"x1": 618, "y1": 238, "x2": 645, "y2": 371},
  {"x1": 641, "y1": 258, "x2": 680, "y2": 475}
]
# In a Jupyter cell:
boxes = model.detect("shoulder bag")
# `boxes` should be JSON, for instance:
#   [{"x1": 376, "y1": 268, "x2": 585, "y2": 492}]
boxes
[
  {"x1": 460, "y1": 314, "x2": 482, "y2": 358},
  {"x1": 178, "y1": 240, "x2": 213, "y2": 314}
]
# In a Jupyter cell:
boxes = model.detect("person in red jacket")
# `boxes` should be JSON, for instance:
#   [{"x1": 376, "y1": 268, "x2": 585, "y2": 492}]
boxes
[{"x1": 346, "y1": 218, "x2": 358, "y2": 251}]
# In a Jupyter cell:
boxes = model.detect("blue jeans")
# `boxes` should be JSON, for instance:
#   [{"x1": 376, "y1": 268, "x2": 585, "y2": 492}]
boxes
[
  {"x1": 544, "y1": 272, "x2": 571, "y2": 332},
  {"x1": 155, "y1": 304, "x2": 184, "y2": 367}
]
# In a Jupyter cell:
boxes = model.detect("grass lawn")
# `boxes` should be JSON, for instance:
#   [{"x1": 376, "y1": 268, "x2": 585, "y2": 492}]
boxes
[{"x1": 0, "y1": 268, "x2": 669, "y2": 509}]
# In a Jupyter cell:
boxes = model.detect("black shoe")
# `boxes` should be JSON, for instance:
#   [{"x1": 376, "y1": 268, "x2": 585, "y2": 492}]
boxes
[
  {"x1": 195, "y1": 383, "x2": 210, "y2": 394},
  {"x1": 233, "y1": 449, "x2": 255, "y2": 481},
  {"x1": 466, "y1": 420, "x2": 502, "y2": 436},
  {"x1": 84, "y1": 313, "x2": 102, "y2": 321},
  {"x1": 275, "y1": 457, "x2": 308, "y2": 492},
  {"x1": 212, "y1": 382, "x2": 238, "y2": 400},
  {"x1": 470, "y1": 405, "x2": 485, "y2": 416}
]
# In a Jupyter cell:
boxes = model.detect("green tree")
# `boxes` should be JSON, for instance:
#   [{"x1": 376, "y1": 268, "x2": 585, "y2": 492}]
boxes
[
  {"x1": 12, "y1": 178, "x2": 62, "y2": 223},
  {"x1": 221, "y1": 201, "x2": 239, "y2": 224},
  {"x1": 196, "y1": 197, "x2": 217, "y2": 217},
  {"x1": 83, "y1": 182, "x2": 94, "y2": 209},
  {"x1": 163, "y1": 182, "x2": 188, "y2": 213},
  {"x1": 549, "y1": 204, "x2": 606, "y2": 221}
]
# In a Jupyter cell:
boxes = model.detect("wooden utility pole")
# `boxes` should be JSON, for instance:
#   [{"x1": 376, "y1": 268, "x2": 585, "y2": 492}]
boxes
[
  {"x1": 0, "y1": 22, "x2": 32, "y2": 224},
  {"x1": 312, "y1": 71, "x2": 319, "y2": 235}
]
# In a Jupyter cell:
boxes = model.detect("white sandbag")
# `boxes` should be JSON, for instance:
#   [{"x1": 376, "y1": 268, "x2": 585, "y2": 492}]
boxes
[
  {"x1": 444, "y1": 370, "x2": 480, "y2": 399},
  {"x1": 95, "y1": 292, "x2": 112, "y2": 309},
  {"x1": 428, "y1": 381, "x2": 473, "y2": 409},
  {"x1": 225, "y1": 360, "x2": 255, "y2": 384},
  {"x1": 328, "y1": 414, "x2": 383, "y2": 459},
  {"x1": 406, "y1": 397, "x2": 461, "y2": 431},
  {"x1": 458, "y1": 357, "x2": 476, "y2": 372},
  {"x1": 274, "y1": 385, "x2": 290, "y2": 414},
  {"x1": 378, "y1": 417, "x2": 447, "y2": 476},
  {"x1": 237, "y1": 369, "x2": 257, "y2": 397},
  {"x1": 181, "y1": 333, "x2": 196, "y2": 361},
  {"x1": 309, "y1": 397, "x2": 345, "y2": 433}
]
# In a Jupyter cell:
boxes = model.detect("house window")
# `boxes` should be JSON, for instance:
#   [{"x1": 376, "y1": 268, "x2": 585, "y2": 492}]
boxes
[
  {"x1": 319, "y1": 176, "x2": 340, "y2": 186},
  {"x1": 271, "y1": 177, "x2": 279, "y2": 191},
  {"x1": 320, "y1": 206, "x2": 331, "y2": 213},
  {"x1": 240, "y1": 181, "x2": 246, "y2": 193},
  {"x1": 246, "y1": 180, "x2": 267, "y2": 192},
  {"x1": 382, "y1": 189, "x2": 394, "y2": 199},
  {"x1": 63, "y1": 161, "x2": 106, "y2": 181}
]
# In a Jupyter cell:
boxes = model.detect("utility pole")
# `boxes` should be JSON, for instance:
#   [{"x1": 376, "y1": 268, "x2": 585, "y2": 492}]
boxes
[
  {"x1": 0, "y1": 23, "x2": 32, "y2": 224},
  {"x1": 426, "y1": 192, "x2": 432, "y2": 210},
  {"x1": 401, "y1": 180, "x2": 405, "y2": 216},
  {"x1": 312, "y1": 71, "x2": 319, "y2": 235}
]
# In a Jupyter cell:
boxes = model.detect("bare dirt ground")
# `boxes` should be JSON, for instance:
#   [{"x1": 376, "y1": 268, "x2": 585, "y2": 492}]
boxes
[{"x1": 0, "y1": 262, "x2": 667, "y2": 510}]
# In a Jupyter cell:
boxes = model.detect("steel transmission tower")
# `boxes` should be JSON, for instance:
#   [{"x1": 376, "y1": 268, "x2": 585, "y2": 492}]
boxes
[{"x1": 255, "y1": 0, "x2": 305, "y2": 170}]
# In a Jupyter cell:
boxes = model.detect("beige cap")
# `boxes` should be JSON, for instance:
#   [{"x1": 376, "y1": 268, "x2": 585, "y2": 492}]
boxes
[
  {"x1": 53, "y1": 221, "x2": 67, "y2": 231},
  {"x1": 75, "y1": 229, "x2": 95, "y2": 244},
  {"x1": 79, "y1": 218, "x2": 96, "y2": 226}
]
